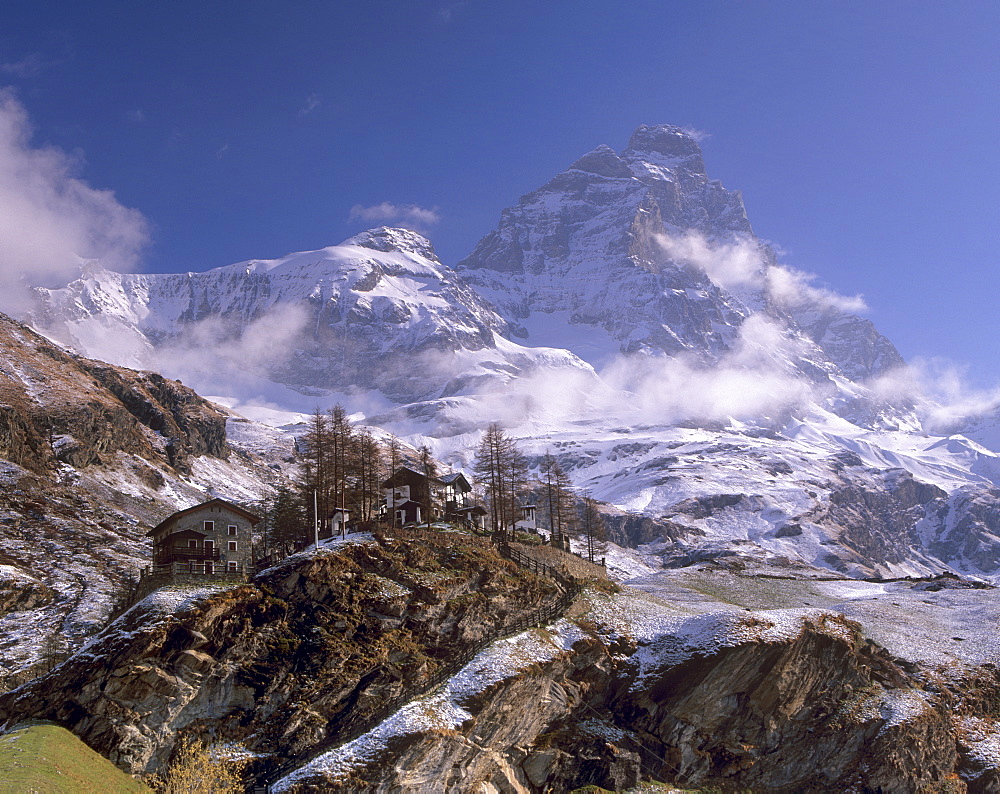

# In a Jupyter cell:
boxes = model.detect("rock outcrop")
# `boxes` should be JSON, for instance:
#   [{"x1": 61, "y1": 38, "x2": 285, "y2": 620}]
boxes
[
  {"x1": 4, "y1": 534, "x2": 997, "y2": 792},
  {"x1": 0, "y1": 535, "x2": 559, "y2": 777},
  {"x1": 0, "y1": 311, "x2": 287, "y2": 684},
  {"x1": 272, "y1": 589, "x2": 975, "y2": 792},
  {"x1": 0, "y1": 312, "x2": 228, "y2": 475}
]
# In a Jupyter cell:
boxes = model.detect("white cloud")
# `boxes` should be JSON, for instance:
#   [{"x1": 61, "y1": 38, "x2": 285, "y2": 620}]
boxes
[
  {"x1": 0, "y1": 89, "x2": 149, "y2": 313},
  {"x1": 1, "y1": 53, "x2": 59, "y2": 78},
  {"x1": 349, "y1": 202, "x2": 441, "y2": 229},
  {"x1": 655, "y1": 230, "x2": 866, "y2": 314},
  {"x1": 869, "y1": 358, "x2": 1000, "y2": 433},
  {"x1": 125, "y1": 109, "x2": 146, "y2": 124},
  {"x1": 654, "y1": 231, "x2": 764, "y2": 291},
  {"x1": 154, "y1": 303, "x2": 312, "y2": 398},
  {"x1": 766, "y1": 265, "x2": 867, "y2": 314},
  {"x1": 598, "y1": 314, "x2": 815, "y2": 424},
  {"x1": 453, "y1": 313, "x2": 817, "y2": 432},
  {"x1": 299, "y1": 93, "x2": 321, "y2": 116},
  {"x1": 215, "y1": 142, "x2": 230, "y2": 159},
  {"x1": 437, "y1": 1, "x2": 469, "y2": 21},
  {"x1": 680, "y1": 126, "x2": 710, "y2": 142}
]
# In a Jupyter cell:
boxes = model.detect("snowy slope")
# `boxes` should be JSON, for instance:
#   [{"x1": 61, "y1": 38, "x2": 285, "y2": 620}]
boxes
[
  {"x1": 30, "y1": 227, "x2": 595, "y2": 405},
  {"x1": 18, "y1": 124, "x2": 1000, "y2": 581},
  {"x1": 457, "y1": 124, "x2": 904, "y2": 385}
]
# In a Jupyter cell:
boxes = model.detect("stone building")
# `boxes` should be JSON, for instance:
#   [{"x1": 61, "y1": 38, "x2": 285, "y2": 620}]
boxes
[{"x1": 147, "y1": 497, "x2": 259, "y2": 576}]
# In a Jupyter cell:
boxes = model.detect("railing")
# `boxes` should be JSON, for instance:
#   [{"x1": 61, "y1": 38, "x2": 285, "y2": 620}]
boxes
[
  {"x1": 262, "y1": 531, "x2": 584, "y2": 789},
  {"x1": 496, "y1": 539, "x2": 579, "y2": 594},
  {"x1": 139, "y1": 561, "x2": 247, "y2": 579},
  {"x1": 154, "y1": 546, "x2": 221, "y2": 565}
]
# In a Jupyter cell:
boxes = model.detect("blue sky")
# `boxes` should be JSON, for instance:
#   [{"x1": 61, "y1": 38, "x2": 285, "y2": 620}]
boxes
[{"x1": 1, "y1": 0, "x2": 998, "y2": 384}]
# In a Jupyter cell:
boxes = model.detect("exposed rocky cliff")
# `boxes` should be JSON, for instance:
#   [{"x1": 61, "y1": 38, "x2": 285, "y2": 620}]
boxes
[
  {"x1": 277, "y1": 565, "x2": 1000, "y2": 792},
  {"x1": 0, "y1": 311, "x2": 228, "y2": 475},
  {"x1": 457, "y1": 124, "x2": 904, "y2": 384},
  {"x1": 6, "y1": 533, "x2": 998, "y2": 791},
  {"x1": 0, "y1": 534, "x2": 560, "y2": 778}
]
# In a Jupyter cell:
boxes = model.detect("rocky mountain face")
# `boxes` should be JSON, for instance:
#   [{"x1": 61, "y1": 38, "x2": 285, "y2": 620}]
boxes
[
  {"x1": 0, "y1": 537, "x2": 560, "y2": 777},
  {"x1": 0, "y1": 312, "x2": 290, "y2": 684},
  {"x1": 15, "y1": 122, "x2": 1000, "y2": 586},
  {"x1": 28, "y1": 227, "x2": 591, "y2": 404},
  {"x1": 0, "y1": 312, "x2": 227, "y2": 475},
  {"x1": 3, "y1": 537, "x2": 1000, "y2": 791},
  {"x1": 457, "y1": 124, "x2": 904, "y2": 383}
]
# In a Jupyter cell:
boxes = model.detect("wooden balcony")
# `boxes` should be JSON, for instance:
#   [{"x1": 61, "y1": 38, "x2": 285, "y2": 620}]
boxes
[{"x1": 153, "y1": 545, "x2": 221, "y2": 566}]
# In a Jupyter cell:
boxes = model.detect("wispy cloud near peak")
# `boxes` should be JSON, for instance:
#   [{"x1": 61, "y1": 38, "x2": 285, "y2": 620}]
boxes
[{"x1": 349, "y1": 202, "x2": 441, "y2": 229}]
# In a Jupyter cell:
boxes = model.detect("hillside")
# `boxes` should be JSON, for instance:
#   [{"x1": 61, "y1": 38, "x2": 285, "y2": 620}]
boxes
[
  {"x1": 0, "y1": 531, "x2": 564, "y2": 778},
  {"x1": 3, "y1": 530, "x2": 1000, "y2": 791},
  {"x1": 0, "y1": 722, "x2": 149, "y2": 794},
  {"x1": 0, "y1": 311, "x2": 291, "y2": 684}
]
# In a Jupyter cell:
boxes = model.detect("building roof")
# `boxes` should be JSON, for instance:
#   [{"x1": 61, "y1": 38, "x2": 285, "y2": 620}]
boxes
[
  {"x1": 382, "y1": 466, "x2": 472, "y2": 491},
  {"x1": 438, "y1": 471, "x2": 472, "y2": 491},
  {"x1": 454, "y1": 505, "x2": 488, "y2": 516},
  {"x1": 147, "y1": 497, "x2": 260, "y2": 536}
]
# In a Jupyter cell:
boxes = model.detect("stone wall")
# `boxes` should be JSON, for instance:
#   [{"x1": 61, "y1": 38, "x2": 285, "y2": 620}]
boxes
[{"x1": 134, "y1": 569, "x2": 248, "y2": 602}]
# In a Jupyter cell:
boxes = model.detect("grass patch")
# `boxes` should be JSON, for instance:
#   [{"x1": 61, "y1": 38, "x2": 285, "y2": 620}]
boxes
[{"x1": 0, "y1": 721, "x2": 149, "y2": 793}]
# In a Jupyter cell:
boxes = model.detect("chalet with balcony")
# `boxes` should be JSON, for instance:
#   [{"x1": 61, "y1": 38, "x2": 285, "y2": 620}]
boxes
[
  {"x1": 146, "y1": 498, "x2": 259, "y2": 576},
  {"x1": 382, "y1": 467, "x2": 482, "y2": 527}
]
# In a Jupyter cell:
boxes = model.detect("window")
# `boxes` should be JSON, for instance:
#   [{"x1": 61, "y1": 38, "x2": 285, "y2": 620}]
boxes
[
  {"x1": 205, "y1": 562, "x2": 213, "y2": 574},
  {"x1": 204, "y1": 540, "x2": 214, "y2": 550},
  {"x1": 228, "y1": 561, "x2": 238, "y2": 572},
  {"x1": 228, "y1": 525, "x2": 238, "y2": 536},
  {"x1": 204, "y1": 521, "x2": 214, "y2": 533},
  {"x1": 188, "y1": 539, "x2": 198, "y2": 548},
  {"x1": 228, "y1": 541, "x2": 237, "y2": 552}
]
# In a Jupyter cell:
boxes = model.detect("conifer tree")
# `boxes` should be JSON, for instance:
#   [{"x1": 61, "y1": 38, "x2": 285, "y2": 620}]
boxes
[
  {"x1": 328, "y1": 404, "x2": 354, "y2": 526},
  {"x1": 385, "y1": 434, "x2": 403, "y2": 526},
  {"x1": 541, "y1": 451, "x2": 561, "y2": 541},
  {"x1": 474, "y1": 423, "x2": 526, "y2": 537},
  {"x1": 353, "y1": 428, "x2": 384, "y2": 523},
  {"x1": 268, "y1": 486, "x2": 307, "y2": 555},
  {"x1": 418, "y1": 444, "x2": 438, "y2": 527},
  {"x1": 474, "y1": 423, "x2": 507, "y2": 534},
  {"x1": 299, "y1": 410, "x2": 331, "y2": 526},
  {"x1": 580, "y1": 493, "x2": 606, "y2": 562},
  {"x1": 504, "y1": 441, "x2": 529, "y2": 531},
  {"x1": 556, "y1": 464, "x2": 576, "y2": 540}
]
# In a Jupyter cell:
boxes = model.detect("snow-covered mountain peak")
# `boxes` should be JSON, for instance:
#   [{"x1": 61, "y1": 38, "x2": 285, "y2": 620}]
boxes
[
  {"x1": 342, "y1": 226, "x2": 439, "y2": 261},
  {"x1": 565, "y1": 144, "x2": 635, "y2": 179},
  {"x1": 623, "y1": 123, "x2": 707, "y2": 174},
  {"x1": 13, "y1": 124, "x2": 1000, "y2": 583}
]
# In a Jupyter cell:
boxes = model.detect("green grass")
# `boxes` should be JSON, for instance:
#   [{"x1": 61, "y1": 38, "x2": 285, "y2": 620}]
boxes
[{"x1": 0, "y1": 722, "x2": 150, "y2": 794}]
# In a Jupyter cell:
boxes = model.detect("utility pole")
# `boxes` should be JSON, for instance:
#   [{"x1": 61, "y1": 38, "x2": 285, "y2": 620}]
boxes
[{"x1": 313, "y1": 489, "x2": 320, "y2": 552}]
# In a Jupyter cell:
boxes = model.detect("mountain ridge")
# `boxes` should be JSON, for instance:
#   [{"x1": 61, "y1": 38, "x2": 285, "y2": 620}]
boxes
[{"x1": 16, "y1": 123, "x2": 1000, "y2": 586}]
